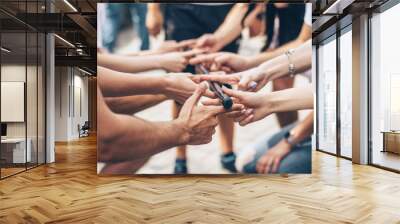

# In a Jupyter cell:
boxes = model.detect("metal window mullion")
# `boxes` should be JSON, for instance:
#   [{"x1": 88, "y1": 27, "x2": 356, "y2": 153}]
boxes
[
  {"x1": 367, "y1": 11, "x2": 373, "y2": 165},
  {"x1": 315, "y1": 44, "x2": 320, "y2": 150},
  {"x1": 0, "y1": 24, "x2": 2, "y2": 179},
  {"x1": 25, "y1": 0, "x2": 28, "y2": 171},
  {"x1": 36, "y1": 0, "x2": 39, "y2": 167},
  {"x1": 336, "y1": 28, "x2": 341, "y2": 157},
  {"x1": 73, "y1": 68, "x2": 75, "y2": 118}
]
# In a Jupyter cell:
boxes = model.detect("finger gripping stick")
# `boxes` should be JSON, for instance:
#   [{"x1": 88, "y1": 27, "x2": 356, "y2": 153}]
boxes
[
  {"x1": 210, "y1": 82, "x2": 233, "y2": 109},
  {"x1": 198, "y1": 65, "x2": 233, "y2": 110}
]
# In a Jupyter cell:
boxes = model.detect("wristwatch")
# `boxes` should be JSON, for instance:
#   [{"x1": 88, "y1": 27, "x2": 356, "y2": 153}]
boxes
[
  {"x1": 285, "y1": 49, "x2": 296, "y2": 77},
  {"x1": 284, "y1": 131, "x2": 296, "y2": 147}
]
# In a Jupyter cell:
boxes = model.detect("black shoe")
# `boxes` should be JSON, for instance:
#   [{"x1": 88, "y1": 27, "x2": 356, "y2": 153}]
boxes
[
  {"x1": 221, "y1": 152, "x2": 237, "y2": 173},
  {"x1": 174, "y1": 159, "x2": 188, "y2": 174}
]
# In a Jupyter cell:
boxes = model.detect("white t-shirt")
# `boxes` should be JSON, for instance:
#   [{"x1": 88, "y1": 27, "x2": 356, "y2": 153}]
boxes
[
  {"x1": 97, "y1": 3, "x2": 106, "y2": 49},
  {"x1": 304, "y1": 3, "x2": 312, "y2": 27}
]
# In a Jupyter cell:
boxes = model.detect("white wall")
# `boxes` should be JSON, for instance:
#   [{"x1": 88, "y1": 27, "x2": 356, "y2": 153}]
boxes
[
  {"x1": 54, "y1": 67, "x2": 89, "y2": 141},
  {"x1": 55, "y1": 66, "x2": 69, "y2": 141},
  {"x1": 1, "y1": 65, "x2": 25, "y2": 132},
  {"x1": 1, "y1": 63, "x2": 46, "y2": 163},
  {"x1": 72, "y1": 74, "x2": 89, "y2": 138},
  {"x1": 1, "y1": 65, "x2": 34, "y2": 139}
]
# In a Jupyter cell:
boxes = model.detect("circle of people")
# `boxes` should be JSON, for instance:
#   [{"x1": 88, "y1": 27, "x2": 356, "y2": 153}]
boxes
[{"x1": 97, "y1": 3, "x2": 313, "y2": 175}]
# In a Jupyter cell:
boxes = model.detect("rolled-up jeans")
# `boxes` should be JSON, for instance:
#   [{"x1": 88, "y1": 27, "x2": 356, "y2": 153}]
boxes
[
  {"x1": 102, "y1": 3, "x2": 149, "y2": 52},
  {"x1": 102, "y1": 3, "x2": 124, "y2": 52},
  {"x1": 128, "y1": 4, "x2": 149, "y2": 50},
  {"x1": 237, "y1": 123, "x2": 311, "y2": 174}
]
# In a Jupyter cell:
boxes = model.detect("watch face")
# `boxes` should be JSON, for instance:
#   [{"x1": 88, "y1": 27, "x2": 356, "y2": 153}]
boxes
[
  {"x1": 284, "y1": 131, "x2": 290, "y2": 139},
  {"x1": 284, "y1": 131, "x2": 295, "y2": 146}
]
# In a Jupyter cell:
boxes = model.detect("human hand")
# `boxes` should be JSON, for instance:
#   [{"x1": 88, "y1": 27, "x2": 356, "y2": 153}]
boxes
[
  {"x1": 256, "y1": 140, "x2": 291, "y2": 174},
  {"x1": 194, "y1": 66, "x2": 268, "y2": 92},
  {"x1": 189, "y1": 52, "x2": 252, "y2": 73},
  {"x1": 177, "y1": 83, "x2": 244, "y2": 145},
  {"x1": 163, "y1": 73, "x2": 216, "y2": 104},
  {"x1": 195, "y1": 33, "x2": 224, "y2": 53},
  {"x1": 146, "y1": 4, "x2": 163, "y2": 36},
  {"x1": 202, "y1": 87, "x2": 272, "y2": 126},
  {"x1": 156, "y1": 39, "x2": 197, "y2": 54},
  {"x1": 159, "y1": 49, "x2": 204, "y2": 72}
]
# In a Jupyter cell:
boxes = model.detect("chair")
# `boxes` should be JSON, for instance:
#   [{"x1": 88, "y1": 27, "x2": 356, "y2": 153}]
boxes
[{"x1": 78, "y1": 121, "x2": 90, "y2": 138}]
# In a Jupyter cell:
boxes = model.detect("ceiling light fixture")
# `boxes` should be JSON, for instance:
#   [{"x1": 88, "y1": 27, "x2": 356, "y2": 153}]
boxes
[
  {"x1": 54, "y1": 34, "x2": 75, "y2": 48},
  {"x1": 63, "y1": 0, "x2": 78, "y2": 12},
  {"x1": 1, "y1": 47, "x2": 11, "y2": 53},
  {"x1": 78, "y1": 67, "x2": 93, "y2": 76},
  {"x1": 323, "y1": 0, "x2": 354, "y2": 15}
]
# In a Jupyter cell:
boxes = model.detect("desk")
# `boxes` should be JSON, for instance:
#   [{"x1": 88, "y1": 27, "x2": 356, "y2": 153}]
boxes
[
  {"x1": 1, "y1": 138, "x2": 31, "y2": 164},
  {"x1": 381, "y1": 131, "x2": 400, "y2": 155}
]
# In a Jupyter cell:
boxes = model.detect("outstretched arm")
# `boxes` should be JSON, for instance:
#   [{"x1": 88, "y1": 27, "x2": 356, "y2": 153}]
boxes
[
  {"x1": 98, "y1": 49, "x2": 201, "y2": 73},
  {"x1": 202, "y1": 85, "x2": 313, "y2": 126},
  {"x1": 98, "y1": 83, "x2": 241, "y2": 162},
  {"x1": 97, "y1": 66, "x2": 215, "y2": 103},
  {"x1": 98, "y1": 87, "x2": 186, "y2": 163},
  {"x1": 104, "y1": 94, "x2": 167, "y2": 115},
  {"x1": 193, "y1": 40, "x2": 312, "y2": 91},
  {"x1": 247, "y1": 22, "x2": 311, "y2": 67},
  {"x1": 98, "y1": 52, "x2": 162, "y2": 73},
  {"x1": 98, "y1": 66, "x2": 167, "y2": 97},
  {"x1": 195, "y1": 4, "x2": 249, "y2": 52}
]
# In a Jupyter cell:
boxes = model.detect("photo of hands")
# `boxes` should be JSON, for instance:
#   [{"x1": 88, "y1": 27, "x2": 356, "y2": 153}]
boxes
[{"x1": 97, "y1": 3, "x2": 313, "y2": 175}]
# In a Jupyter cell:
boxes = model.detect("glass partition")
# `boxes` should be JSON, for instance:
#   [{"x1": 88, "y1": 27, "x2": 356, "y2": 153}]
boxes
[
  {"x1": 0, "y1": 1, "x2": 46, "y2": 179},
  {"x1": 1, "y1": 31, "x2": 28, "y2": 177},
  {"x1": 26, "y1": 0, "x2": 41, "y2": 169},
  {"x1": 370, "y1": 3, "x2": 400, "y2": 171},
  {"x1": 339, "y1": 27, "x2": 352, "y2": 158},
  {"x1": 317, "y1": 36, "x2": 337, "y2": 154}
]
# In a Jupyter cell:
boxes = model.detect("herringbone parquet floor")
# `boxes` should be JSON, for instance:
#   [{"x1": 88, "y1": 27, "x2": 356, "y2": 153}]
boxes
[{"x1": 1, "y1": 135, "x2": 400, "y2": 224}]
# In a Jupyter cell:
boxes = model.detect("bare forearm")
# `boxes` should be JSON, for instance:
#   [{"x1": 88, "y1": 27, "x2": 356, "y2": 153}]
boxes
[
  {"x1": 249, "y1": 23, "x2": 311, "y2": 67},
  {"x1": 148, "y1": 3, "x2": 160, "y2": 11},
  {"x1": 290, "y1": 111, "x2": 314, "y2": 144},
  {"x1": 254, "y1": 40, "x2": 312, "y2": 81},
  {"x1": 105, "y1": 94, "x2": 167, "y2": 114},
  {"x1": 98, "y1": 66, "x2": 166, "y2": 97},
  {"x1": 98, "y1": 53, "x2": 162, "y2": 73},
  {"x1": 249, "y1": 39, "x2": 306, "y2": 67},
  {"x1": 98, "y1": 87, "x2": 185, "y2": 163},
  {"x1": 101, "y1": 158, "x2": 148, "y2": 175},
  {"x1": 214, "y1": 4, "x2": 248, "y2": 49},
  {"x1": 122, "y1": 49, "x2": 162, "y2": 57},
  {"x1": 268, "y1": 86, "x2": 313, "y2": 113},
  {"x1": 100, "y1": 116, "x2": 185, "y2": 162},
  {"x1": 119, "y1": 50, "x2": 154, "y2": 57}
]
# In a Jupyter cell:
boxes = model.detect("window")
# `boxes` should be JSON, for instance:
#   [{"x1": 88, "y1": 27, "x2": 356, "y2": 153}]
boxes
[
  {"x1": 317, "y1": 36, "x2": 337, "y2": 154},
  {"x1": 370, "y1": 2, "x2": 400, "y2": 171},
  {"x1": 339, "y1": 27, "x2": 352, "y2": 158}
]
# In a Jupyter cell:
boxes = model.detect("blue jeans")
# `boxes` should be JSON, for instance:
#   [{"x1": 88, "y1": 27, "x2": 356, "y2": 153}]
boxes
[
  {"x1": 128, "y1": 4, "x2": 149, "y2": 51},
  {"x1": 102, "y1": 4, "x2": 123, "y2": 52},
  {"x1": 102, "y1": 3, "x2": 149, "y2": 52},
  {"x1": 242, "y1": 124, "x2": 312, "y2": 174}
]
